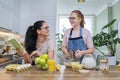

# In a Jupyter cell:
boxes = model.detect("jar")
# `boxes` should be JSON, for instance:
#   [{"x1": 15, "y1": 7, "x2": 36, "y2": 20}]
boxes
[
  {"x1": 99, "y1": 59, "x2": 109, "y2": 72},
  {"x1": 117, "y1": 63, "x2": 120, "y2": 71}
]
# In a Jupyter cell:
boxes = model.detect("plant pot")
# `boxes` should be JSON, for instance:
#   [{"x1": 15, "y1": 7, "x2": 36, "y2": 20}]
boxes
[{"x1": 107, "y1": 56, "x2": 116, "y2": 65}]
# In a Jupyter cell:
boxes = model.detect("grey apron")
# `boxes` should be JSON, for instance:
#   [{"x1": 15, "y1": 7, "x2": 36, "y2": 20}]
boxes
[{"x1": 68, "y1": 27, "x2": 88, "y2": 63}]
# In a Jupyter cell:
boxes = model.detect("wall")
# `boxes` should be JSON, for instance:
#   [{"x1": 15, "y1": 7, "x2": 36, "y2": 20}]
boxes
[
  {"x1": 20, "y1": 0, "x2": 57, "y2": 40},
  {"x1": 112, "y1": 1, "x2": 120, "y2": 21},
  {"x1": 0, "y1": 0, "x2": 57, "y2": 40},
  {"x1": 0, "y1": 0, "x2": 21, "y2": 33},
  {"x1": 0, "y1": 0, "x2": 12, "y2": 30},
  {"x1": 112, "y1": 1, "x2": 120, "y2": 60},
  {"x1": 94, "y1": 9, "x2": 108, "y2": 34}
]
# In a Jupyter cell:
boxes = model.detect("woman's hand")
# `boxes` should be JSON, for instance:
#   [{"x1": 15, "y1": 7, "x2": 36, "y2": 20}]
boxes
[
  {"x1": 65, "y1": 53, "x2": 71, "y2": 60},
  {"x1": 75, "y1": 50, "x2": 83, "y2": 58},
  {"x1": 30, "y1": 50, "x2": 41, "y2": 57}
]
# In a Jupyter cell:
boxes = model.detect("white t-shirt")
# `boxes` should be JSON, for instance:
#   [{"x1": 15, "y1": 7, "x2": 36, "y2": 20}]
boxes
[{"x1": 36, "y1": 38, "x2": 54, "y2": 54}]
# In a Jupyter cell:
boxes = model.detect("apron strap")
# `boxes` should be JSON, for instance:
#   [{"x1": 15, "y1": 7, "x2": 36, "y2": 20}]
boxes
[
  {"x1": 69, "y1": 28, "x2": 73, "y2": 38},
  {"x1": 80, "y1": 27, "x2": 82, "y2": 37},
  {"x1": 69, "y1": 27, "x2": 82, "y2": 38}
]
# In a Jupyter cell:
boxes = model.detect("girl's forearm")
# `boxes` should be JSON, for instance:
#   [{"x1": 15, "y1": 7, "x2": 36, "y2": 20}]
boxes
[{"x1": 23, "y1": 52, "x2": 32, "y2": 64}]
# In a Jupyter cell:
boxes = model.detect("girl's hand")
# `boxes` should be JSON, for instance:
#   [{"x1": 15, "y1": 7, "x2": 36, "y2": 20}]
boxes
[
  {"x1": 30, "y1": 50, "x2": 41, "y2": 57},
  {"x1": 75, "y1": 50, "x2": 83, "y2": 58}
]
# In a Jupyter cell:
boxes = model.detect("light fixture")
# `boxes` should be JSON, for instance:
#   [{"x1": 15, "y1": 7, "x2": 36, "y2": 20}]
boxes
[{"x1": 78, "y1": 0, "x2": 85, "y2": 3}]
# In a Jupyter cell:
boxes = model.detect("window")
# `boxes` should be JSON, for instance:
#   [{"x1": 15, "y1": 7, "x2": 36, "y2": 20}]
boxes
[
  {"x1": 58, "y1": 16, "x2": 71, "y2": 34},
  {"x1": 58, "y1": 15, "x2": 94, "y2": 35}
]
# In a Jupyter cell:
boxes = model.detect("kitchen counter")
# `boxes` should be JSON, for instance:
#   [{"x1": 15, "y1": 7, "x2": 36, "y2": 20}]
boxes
[
  {"x1": 0, "y1": 66, "x2": 120, "y2": 80},
  {"x1": 0, "y1": 57, "x2": 23, "y2": 68}
]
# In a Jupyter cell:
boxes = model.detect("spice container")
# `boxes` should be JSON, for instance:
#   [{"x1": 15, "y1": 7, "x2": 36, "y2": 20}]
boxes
[{"x1": 99, "y1": 59, "x2": 109, "y2": 72}]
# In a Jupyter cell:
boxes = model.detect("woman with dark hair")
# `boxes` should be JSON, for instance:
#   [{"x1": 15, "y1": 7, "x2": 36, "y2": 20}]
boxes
[
  {"x1": 62, "y1": 10, "x2": 94, "y2": 63},
  {"x1": 23, "y1": 20, "x2": 54, "y2": 65}
]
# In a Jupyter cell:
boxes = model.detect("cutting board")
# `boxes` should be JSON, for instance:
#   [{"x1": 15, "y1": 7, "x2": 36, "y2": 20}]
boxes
[{"x1": 0, "y1": 58, "x2": 10, "y2": 64}]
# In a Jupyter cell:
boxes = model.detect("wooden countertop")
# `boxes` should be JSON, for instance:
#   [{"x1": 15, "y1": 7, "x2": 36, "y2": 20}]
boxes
[{"x1": 0, "y1": 66, "x2": 120, "y2": 80}]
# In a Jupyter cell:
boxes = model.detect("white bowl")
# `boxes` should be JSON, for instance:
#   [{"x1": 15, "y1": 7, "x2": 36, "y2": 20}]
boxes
[{"x1": 79, "y1": 70, "x2": 90, "y2": 74}]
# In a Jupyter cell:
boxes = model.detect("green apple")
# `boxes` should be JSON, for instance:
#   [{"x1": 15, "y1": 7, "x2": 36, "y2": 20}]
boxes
[
  {"x1": 41, "y1": 54, "x2": 48, "y2": 60},
  {"x1": 42, "y1": 63, "x2": 48, "y2": 70},
  {"x1": 35, "y1": 57, "x2": 41, "y2": 64},
  {"x1": 36, "y1": 64, "x2": 42, "y2": 69},
  {"x1": 39, "y1": 58, "x2": 46, "y2": 65}
]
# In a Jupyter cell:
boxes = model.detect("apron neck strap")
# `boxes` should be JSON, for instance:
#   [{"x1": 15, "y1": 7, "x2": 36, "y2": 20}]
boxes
[
  {"x1": 69, "y1": 28, "x2": 73, "y2": 37},
  {"x1": 69, "y1": 27, "x2": 82, "y2": 38},
  {"x1": 80, "y1": 27, "x2": 82, "y2": 37}
]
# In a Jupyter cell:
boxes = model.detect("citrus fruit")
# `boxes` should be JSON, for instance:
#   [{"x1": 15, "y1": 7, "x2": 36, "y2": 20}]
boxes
[{"x1": 56, "y1": 64, "x2": 61, "y2": 71}]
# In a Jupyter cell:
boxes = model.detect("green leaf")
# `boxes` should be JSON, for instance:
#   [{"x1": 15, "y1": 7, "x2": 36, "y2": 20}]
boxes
[
  {"x1": 102, "y1": 19, "x2": 117, "y2": 30},
  {"x1": 92, "y1": 19, "x2": 120, "y2": 56}
]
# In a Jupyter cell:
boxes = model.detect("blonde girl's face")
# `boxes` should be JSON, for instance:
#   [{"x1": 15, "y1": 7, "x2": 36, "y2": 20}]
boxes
[
  {"x1": 69, "y1": 12, "x2": 81, "y2": 27},
  {"x1": 37, "y1": 22, "x2": 49, "y2": 37}
]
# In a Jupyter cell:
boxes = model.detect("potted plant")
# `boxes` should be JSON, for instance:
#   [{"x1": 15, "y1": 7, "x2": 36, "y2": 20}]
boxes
[
  {"x1": 56, "y1": 27, "x2": 66, "y2": 52},
  {"x1": 93, "y1": 19, "x2": 120, "y2": 65},
  {"x1": 56, "y1": 27, "x2": 66, "y2": 64}
]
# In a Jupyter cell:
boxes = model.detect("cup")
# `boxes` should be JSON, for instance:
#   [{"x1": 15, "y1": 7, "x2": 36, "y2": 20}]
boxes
[
  {"x1": 117, "y1": 64, "x2": 120, "y2": 71},
  {"x1": 48, "y1": 59, "x2": 55, "y2": 72}
]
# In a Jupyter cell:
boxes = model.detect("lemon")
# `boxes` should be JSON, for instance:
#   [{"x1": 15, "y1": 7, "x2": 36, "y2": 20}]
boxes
[{"x1": 56, "y1": 64, "x2": 61, "y2": 71}]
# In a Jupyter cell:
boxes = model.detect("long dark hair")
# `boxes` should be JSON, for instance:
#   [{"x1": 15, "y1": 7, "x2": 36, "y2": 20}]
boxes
[
  {"x1": 71, "y1": 10, "x2": 85, "y2": 28},
  {"x1": 24, "y1": 20, "x2": 45, "y2": 54}
]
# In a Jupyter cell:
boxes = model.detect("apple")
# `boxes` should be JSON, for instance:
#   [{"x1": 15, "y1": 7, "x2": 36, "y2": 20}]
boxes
[
  {"x1": 36, "y1": 64, "x2": 42, "y2": 69},
  {"x1": 39, "y1": 58, "x2": 46, "y2": 65},
  {"x1": 40, "y1": 54, "x2": 48, "y2": 60},
  {"x1": 42, "y1": 63, "x2": 48, "y2": 70},
  {"x1": 35, "y1": 57, "x2": 41, "y2": 64}
]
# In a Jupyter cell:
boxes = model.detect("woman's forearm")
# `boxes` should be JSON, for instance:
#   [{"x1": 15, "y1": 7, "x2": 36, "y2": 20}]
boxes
[
  {"x1": 81, "y1": 47, "x2": 94, "y2": 55},
  {"x1": 48, "y1": 50, "x2": 54, "y2": 59},
  {"x1": 62, "y1": 46, "x2": 69, "y2": 54},
  {"x1": 23, "y1": 52, "x2": 32, "y2": 64}
]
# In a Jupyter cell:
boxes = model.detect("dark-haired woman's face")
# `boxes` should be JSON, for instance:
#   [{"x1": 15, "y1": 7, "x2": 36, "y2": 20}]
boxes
[
  {"x1": 69, "y1": 12, "x2": 81, "y2": 27},
  {"x1": 37, "y1": 22, "x2": 49, "y2": 37}
]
